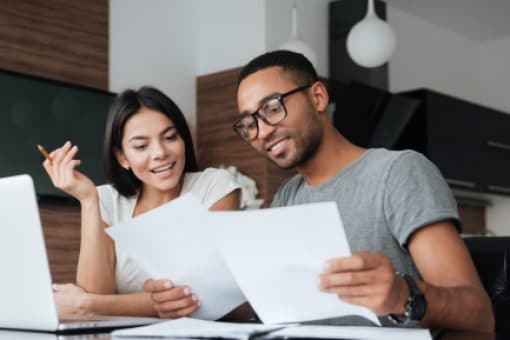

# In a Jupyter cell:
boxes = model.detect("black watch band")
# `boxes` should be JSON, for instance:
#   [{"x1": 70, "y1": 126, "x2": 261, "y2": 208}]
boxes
[{"x1": 389, "y1": 273, "x2": 427, "y2": 323}]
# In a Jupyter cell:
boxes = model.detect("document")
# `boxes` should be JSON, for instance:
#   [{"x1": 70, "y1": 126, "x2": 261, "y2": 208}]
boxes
[
  {"x1": 112, "y1": 318, "x2": 432, "y2": 340},
  {"x1": 106, "y1": 194, "x2": 246, "y2": 321},
  {"x1": 208, "y1": 202, "x2": 380, "y2": 325},
  {"x1": 107, "y1": 194, "x2": 379, "y2": 325},
  {"x1": 112, "y1": 317, "x2": 286, "y2": 339},
  {"x1": 267, "y1": 324, "x2": 432, "y2": 340}
]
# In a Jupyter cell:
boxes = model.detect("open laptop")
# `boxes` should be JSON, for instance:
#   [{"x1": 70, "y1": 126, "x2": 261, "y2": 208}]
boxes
[{"x1": 0, "y1": 174, "x2": 160, "y2": 332}]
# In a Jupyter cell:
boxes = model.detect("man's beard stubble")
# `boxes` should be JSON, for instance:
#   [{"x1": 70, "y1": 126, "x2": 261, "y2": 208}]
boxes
[{"x1": 268, "y1": 121, "x2": 323, "y2": 170}]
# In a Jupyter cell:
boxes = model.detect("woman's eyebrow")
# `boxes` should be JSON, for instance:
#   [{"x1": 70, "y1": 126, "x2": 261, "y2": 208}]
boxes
[{"x1": 127, "y1": 125, "x2": 176, "y2": 142}]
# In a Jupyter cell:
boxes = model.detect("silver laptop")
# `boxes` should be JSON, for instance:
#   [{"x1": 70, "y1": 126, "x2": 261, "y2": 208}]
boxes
[{"x1": 0, "y1": 174, "x2": 160, "y2": 332}]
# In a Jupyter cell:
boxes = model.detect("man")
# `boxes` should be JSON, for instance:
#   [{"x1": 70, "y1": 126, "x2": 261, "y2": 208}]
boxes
[
  {"x1": 231, "y1": 50, "x2": 493, "y2": 331},
  {"x1": 144, "y1": 50, "x2": 492, "y2": 331}
]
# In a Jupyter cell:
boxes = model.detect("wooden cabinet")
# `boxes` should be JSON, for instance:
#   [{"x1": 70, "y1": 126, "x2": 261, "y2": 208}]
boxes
[
  {"x1": 399, "y1": 90, "x2": 510, "y2": 196},
  {"x1": 196, "y1": 68, "x2": 295, "y2": 206},
  {"x1": 39, "y1": 201, "x2": 81, "y2": 283}
]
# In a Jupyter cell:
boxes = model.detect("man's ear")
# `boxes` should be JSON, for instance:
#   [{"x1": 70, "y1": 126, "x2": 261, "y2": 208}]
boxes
[
  {"x1": 113, "y1": 148, "x2": 129, "y2": 169},
  {"x1": 310, "y1": 81, "x2": 330, "y2": 113}
]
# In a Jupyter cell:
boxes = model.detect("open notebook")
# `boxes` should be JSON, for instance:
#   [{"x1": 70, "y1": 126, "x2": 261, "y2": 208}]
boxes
[{"x1": 0, "y1": 174, "x2": 160, "y2": 332}]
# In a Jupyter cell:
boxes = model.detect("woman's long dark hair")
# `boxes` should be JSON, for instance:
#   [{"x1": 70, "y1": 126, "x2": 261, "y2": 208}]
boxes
[{"x1": 103, "y1": 86, "x2": 198, "y2": 196}]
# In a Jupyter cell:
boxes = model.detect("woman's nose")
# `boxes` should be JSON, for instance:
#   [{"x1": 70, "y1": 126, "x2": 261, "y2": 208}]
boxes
[{"x1": 151, "y1": 141, "x2": 167, "y2": 159}]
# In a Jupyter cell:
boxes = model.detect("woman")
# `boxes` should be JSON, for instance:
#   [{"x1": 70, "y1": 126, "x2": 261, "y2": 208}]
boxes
[{"x1": 42, "y1": 87, "x2": 241, "y2": 319}]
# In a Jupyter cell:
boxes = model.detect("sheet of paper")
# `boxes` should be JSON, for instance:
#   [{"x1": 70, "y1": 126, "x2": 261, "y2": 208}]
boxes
[
  {"x1": 106, "y1": 194, "x2": 246, "y2": 321},
  {"x1": 112, "y1": 317, "x2": 286, "y2": 339},
  {"x1": 208, "y1": 202, "x2": 380, "y2": 325},
  {"x1": 267, "y1": 325, "x2": 432, "y2": 340}
]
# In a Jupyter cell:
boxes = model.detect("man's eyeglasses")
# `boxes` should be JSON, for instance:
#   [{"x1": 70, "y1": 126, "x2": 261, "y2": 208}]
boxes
[{"x1": 233, "y1": 84, "x2": 312, "y2": 141}]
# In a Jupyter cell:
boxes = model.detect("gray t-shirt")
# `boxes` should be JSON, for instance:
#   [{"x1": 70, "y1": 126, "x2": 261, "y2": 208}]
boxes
[{"x1": 271, "y1": 148, "x2": 460, "y2": 327}]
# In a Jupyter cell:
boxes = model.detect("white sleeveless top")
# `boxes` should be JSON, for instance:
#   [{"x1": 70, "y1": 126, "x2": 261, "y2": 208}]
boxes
[{"x1": 96, "y1": 168, "x2": 240, "y2": 294}]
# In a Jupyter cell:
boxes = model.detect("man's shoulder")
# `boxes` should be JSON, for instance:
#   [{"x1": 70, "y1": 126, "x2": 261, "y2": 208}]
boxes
[
  {"x1": 278, "y1": 173, "x2": 305, "y2": 191},
  {"x1": 363, "y1": 148, "x2": 430, "y2": 172},
  {"x1": 366, "y1": 148, "x2": 423, "y2": 163}
]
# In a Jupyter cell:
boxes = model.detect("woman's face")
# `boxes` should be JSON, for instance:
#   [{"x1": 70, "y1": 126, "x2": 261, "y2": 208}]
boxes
[{"x1": 115, "y1": 107, "x2": 186, "y2": 195}]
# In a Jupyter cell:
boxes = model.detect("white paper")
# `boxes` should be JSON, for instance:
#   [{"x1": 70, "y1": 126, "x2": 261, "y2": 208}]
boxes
[
  {"x1": 208, "y1": 202, "x2": 380, "y2": 325},
  {"x1": 112, "y1": 317, "x2": 286, "y2": 339},
  {"x1": 106, "y1": 194, "x2": 246, "y2": 321},
  {"x1": 267, "y1": 325, "x2": 432, "y2": 340}
]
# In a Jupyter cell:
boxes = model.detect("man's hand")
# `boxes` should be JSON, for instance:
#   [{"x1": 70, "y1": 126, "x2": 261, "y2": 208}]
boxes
[
  {"x1": 143, "y1": 279, "x2": 200, "y2": 319},
  {"x1": 319, "y1": 252, "x2": 409, "y2": 316}
]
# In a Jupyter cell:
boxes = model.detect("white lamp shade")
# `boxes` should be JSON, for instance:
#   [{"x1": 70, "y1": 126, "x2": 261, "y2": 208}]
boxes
[
  {"x1": 346, "y1": 16, "x2": 396, "y2": 68},
  {"x1": 279, "y1": 38, "x2": 318, "y2": 68}
]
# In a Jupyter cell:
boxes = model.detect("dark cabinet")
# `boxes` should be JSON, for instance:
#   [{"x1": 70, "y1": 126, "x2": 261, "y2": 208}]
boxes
[{"x1": 399, "y1": 90, "x2": 510, "y2": 195}]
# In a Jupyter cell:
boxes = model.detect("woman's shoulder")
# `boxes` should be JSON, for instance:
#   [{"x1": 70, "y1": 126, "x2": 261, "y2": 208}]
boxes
[
  {"x1": 96, "y1": 183, "x2": 119, "y2": 200},
  {"x1": 184, "y1": 167, "x2": 235, "y2": 185},
  {"x1": 96, "y1": 184, "x2": 137, "y2": 207},
  {"x1": 183, "y1": 167, "x2": 240, "y2": 208}
]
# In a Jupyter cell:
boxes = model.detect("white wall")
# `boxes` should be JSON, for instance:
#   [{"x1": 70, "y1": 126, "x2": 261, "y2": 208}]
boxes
[
  {"x1": 479, "y1": 36, "x2": 510, "y2": 113},
  {"x1": 388, "y1": 7, "x2": 482, "y2": 103},
  {"x1": 265, "y1": 0, "x2": 330, "y2": 77},
  {"x1": 109, "y1": 0, "x2": 197, "y2": 134},
  {"x1": 196, "y1": 0, "x2": 266, "y2": 76},
  {"x1": 111, "y1": 0, "x2": 330, "y2": 130}
]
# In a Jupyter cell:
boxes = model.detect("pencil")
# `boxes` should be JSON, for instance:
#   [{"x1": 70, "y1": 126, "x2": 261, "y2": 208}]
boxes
[{"x1": 37, "y1": 144, "x2": 53, "y2": 162}]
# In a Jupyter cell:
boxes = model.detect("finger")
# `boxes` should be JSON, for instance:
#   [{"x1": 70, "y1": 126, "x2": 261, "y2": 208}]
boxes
[
  {"x1": 339, "y1": 295, "x2": 387, "y2": 316},
  {"x1": 42, "y1": 159, "x2": 54, "y2": 178},
  {"x1": 319, "y1": 269, "x2": 377, "y2": 289},
  {"x1": 159, "y1": 302, "x2": 200, "y2": 319},
  {"x1": 62, "y1": 145, "x2": 79, "y2": 164},
  {"x1": 151, "y1": 286, "x2": 191, "y2": 304},
  {"x1": 324, "y1": 252, "x2": 387, "y2": 273},
  {"x1": 52, "y1": 142, "x2": 71, "y2": 182},
  {"x1": 62, "y1": 159, "x2": 81, "y2": 183},
  {"x1": 322, "y1": 283, "x2": 379, "y2": 297},
  {"x1": 156, "y1": 295, "x2": 197, "y2": 313},
  {"x1": 143, "y1": 279, "x2": 173, "y2": 293},
  {"x1": 53, "y1": 141, "x2": 72, "y2": 164},
  {"x1": 53, "y1": 283, "x2": 64, "y2": 291},
  {"x1": 173, "y1": 302, "x2": 201, "y2": 318}
]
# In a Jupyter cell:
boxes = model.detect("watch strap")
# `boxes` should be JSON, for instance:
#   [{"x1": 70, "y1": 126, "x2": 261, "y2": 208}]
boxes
[{"x1": 389, "y1": 273, "x2": 425, "y2": 323}]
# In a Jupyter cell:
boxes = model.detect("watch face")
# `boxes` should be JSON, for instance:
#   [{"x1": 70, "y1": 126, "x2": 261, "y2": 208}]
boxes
[{"x1": 407, "y1": 295, "x2": 427, "y2": 320}]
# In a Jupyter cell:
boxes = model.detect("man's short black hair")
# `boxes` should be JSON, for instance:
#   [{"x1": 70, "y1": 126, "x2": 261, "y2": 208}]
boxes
[{"x1": 238, "y1": 50, "x2": 319, "y2": 86}]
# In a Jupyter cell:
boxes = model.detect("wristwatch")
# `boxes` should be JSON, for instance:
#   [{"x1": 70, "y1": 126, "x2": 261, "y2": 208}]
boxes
[{"x1": 389, "y1": 273, "x2": 427, "y2": 323}]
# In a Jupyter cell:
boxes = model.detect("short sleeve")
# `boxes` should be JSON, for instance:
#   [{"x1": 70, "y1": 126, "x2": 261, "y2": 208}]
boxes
[
  {"x1": 96, "y1": 185, "x2": 114, "y2": 226},
  {"x1": 187, "y1": 168, "x2": 241, "y2": 209},
  {"x1": 383, "y1": 151, "x2": 461, "y2": 248}
]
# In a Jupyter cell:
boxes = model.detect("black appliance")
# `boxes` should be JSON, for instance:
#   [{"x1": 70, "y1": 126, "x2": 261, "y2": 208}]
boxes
[{"x1": 0, "y1": 69, "x2": 115, "y2": 198}]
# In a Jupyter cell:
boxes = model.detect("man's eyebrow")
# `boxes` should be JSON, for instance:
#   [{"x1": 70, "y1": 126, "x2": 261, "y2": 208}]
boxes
[{"x1": 240, "y1": 92, "x2": 281, "y2": 115}]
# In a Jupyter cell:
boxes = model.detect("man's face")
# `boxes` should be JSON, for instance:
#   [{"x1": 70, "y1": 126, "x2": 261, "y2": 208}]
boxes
[{"x1": 237, "y1": 66, "x2": 323, "y2": 169}]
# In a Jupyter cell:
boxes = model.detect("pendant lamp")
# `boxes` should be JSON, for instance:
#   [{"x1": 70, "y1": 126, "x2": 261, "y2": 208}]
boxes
[
  {"x1": 346, "y1": 0, "x2": 396, "y2": 68},
  {"x1": 279, "y1": 2, "x2": 318, "y2": 67}
]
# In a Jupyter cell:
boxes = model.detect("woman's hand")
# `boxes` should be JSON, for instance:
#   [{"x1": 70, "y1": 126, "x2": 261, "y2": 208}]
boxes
[
  {"x1": 143, "y1": 279, "x2": 200, "y2": 319},
  {"x1": 42, "y1": 141, "x2": 97, "y2": 203},
  {"x1": 53, "y1": 283, "x2": 91, "y2": 316}
]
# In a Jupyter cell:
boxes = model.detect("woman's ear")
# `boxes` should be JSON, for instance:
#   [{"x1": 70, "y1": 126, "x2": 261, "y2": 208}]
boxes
[
  {"x1": 113, "y1": 148, "x2": 129, "y2": 170},
  {"x1": 310, "y1": 81, "x2": 330, "y2": 113}
]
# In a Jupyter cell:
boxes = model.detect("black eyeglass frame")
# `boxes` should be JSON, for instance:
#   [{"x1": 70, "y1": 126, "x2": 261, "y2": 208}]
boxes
[{"x1": 233, "y1": 84, "x2": 312, "y2": 141}]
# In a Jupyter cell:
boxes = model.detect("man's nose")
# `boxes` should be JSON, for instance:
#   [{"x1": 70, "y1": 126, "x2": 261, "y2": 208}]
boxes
[{"x1": 256, "y1": 117, "x2": 277, "y2": 141}]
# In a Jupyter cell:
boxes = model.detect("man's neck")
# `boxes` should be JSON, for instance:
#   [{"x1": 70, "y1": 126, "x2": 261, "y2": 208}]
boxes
[{"x1": 298, "y1": 125, "x2": 366, "y2": 186}]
